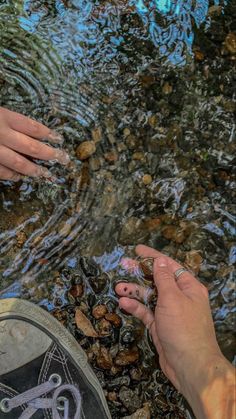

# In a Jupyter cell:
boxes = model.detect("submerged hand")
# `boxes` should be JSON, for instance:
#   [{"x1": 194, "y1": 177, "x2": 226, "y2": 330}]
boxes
[
  {"x1": 116, "y1": 245, "x2": 235, "y2": 419},
  {"x1": 0, "y1": 107, "x2": 70, "y2": 180}
]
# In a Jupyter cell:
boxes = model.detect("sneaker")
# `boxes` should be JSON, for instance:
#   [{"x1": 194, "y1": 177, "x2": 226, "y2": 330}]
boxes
[{"x1": 0, "y1": 298, "x2": 111, "y2": 419}]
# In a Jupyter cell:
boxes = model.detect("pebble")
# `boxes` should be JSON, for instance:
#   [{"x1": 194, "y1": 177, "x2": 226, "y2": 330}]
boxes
[
  {"x1": 185, "y1": 250, "x2": 203, "y2": 274},
  {"x1": 92, "y1": 305, "x2": 108, "y2": 319},
  {"x1": 119, "y1": 386, "x2": 142, "y2": 413},
  {"x1": 97, "y1": 318, "x2": 112, "y2": 336},
  {"x1": 92, "y1": 127, "x2": 102, "y2": 143},
  {"x1": 115, "y1": 347, "x2": 139, "y2": 366},
  {"x1": 142, "y1": 174, "x2": 152, "y2": 185},
  {"x1": 162, "y1": 82, "x2": 173, "y2": 94},
  {"x1": 68, "y1": 284, "x2": 84, "y2": 298},
  {"x1": 123, "y1": 128, "x2": 131, "y2": 138},
  {"x1": 104, "y1": 151, "x2": 118, "y2": 163},
  {"x1": 119, "y1": 217, "x2": 149, "y2": 245},
  {"x1": 105, "y1": 313, "x2": 122, "y2": 328},
  {"x1": 224, "y1": 33, "x2": 236, "y2": 55},
  {"x1": 76, "y1": 141, "x2": 96, "y2": 160},
  {"x1": 123, "y1": 403, "x2": 151, "y2": 419},
  {"x1": 96, "y1": 346, "x2": 113, "y2": 370}
]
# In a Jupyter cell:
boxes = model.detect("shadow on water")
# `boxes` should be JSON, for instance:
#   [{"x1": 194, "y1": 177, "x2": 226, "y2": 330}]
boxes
[{"x1": 0, "y1": 0, "x2": 235, "y2": 417}]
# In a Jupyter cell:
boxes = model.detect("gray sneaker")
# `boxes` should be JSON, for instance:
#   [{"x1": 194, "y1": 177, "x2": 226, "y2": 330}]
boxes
[{"x1": 0, "y1": 298, "x2": 111, "y2": 419}]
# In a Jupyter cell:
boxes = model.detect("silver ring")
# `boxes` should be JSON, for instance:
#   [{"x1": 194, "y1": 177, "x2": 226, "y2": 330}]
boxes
[{"x1": 174, "y1": 268, "x2": 188, "y2": 280}]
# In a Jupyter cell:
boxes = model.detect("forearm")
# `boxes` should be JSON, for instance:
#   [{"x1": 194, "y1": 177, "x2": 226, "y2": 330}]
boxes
[{"x1": 181, "y1": 355, "x2": 235, "y2": 419}]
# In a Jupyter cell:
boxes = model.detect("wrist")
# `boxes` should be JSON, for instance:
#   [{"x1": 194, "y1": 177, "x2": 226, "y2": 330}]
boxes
[{"x1": 180, "y1": 353, "x2": 235, "y2": 419}]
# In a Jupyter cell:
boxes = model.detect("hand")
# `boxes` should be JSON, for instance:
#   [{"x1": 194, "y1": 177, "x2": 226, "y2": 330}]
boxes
[
  {"x1": 116, "y1": 245, "x2": 235, "y2": 419},
  {"x1": 0, "y1": 107, "x2": 70, "y2": 180}
]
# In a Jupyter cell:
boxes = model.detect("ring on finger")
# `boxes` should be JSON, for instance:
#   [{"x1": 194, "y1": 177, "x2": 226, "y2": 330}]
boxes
[{"x1": 174, "y1": 268, "x2": 189, "y2": 281}]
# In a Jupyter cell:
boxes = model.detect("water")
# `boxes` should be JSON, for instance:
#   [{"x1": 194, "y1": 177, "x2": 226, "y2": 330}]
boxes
[{"x1": 0, "y1": 0, "x2": 235, "y2": 417}]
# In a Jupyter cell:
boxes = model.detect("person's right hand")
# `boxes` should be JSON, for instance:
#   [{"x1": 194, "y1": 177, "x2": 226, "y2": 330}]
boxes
[
  {"x1": 116, "y1": 245, "x2": 235, "y2": 419},
  {"x1": 0, "y1": 107, "x2": 70, "y2": 181}
]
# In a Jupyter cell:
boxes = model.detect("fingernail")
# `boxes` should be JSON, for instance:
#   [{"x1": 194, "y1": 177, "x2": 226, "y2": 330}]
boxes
[
  {"x1": 54, "y1": 150, "x2": 70, "y2": 165},
  {"x1": 47, "y1": 131, "x2": 64, "y2": 145},
  {"x1": 158, "y1": 257, "x2": 167, "y2": 267},
  {"x1": 36, "y1": 167, "x2": 52, "y2": 178}
]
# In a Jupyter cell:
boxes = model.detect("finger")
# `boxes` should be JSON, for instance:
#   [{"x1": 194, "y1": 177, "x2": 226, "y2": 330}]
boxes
[
  {"x1": 1, "y1": 107, "x2": 63, "y2": 143},
  {"x1": 136, "y1": 245, "x2": 202, "y2": 296},
  {"x1": 115, "y1": 282, "x2": 155, "y2": 303},
  {"x1": 153, "y1": 257, "x2": 180, "y2": 296},
  {"x1": 0, "y1": 164, "x2": 21, "y2": 181},
  {"x1": 2, "y1": 128, "x2": 69, "y2": 164},
  {"x1": 136, "y1": 244, "x2": 163, "y2": 259},
  {"x1": 0, "y1": 145, "x2": 52, "y2": 177},
  {"x1": 118, "y1": 297, "x2": 154, "y2": 330}
]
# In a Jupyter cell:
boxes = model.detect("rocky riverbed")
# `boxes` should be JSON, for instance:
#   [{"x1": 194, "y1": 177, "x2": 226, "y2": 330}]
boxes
[{"x1": 0, "y1": 1, "x2": 235, "y2": 417}]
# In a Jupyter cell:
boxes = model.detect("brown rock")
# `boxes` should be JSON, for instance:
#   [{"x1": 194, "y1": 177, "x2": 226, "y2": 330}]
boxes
[
  {"x1": 104, "y1": 151, "x2": 118, "y2": 163},
  {"x1": 123, "y1": 403, "x2": 151, "y2": 419},
  {"x1": 132, "y1": 151, "x2": 146, "y2": 162},
  {"x1": 162, "y1": 82, "x2": 172, "y2": 94},
  {"x1": 224, "y1": 33, "x2": 236, "y2": 55},
  {"x1": 69, "y1": 284, "x2": 83, "y2": 298},
  {"x1": 75, "y1": 308, "x2": 98, "y2": 337},
  {"x1": 143, "y1": 218, "x2": 161, "y2": 232},
  {"x1": 91, "y1": 127, "x2": 102, "y2": 143},
  {"x1": 97, "y1": 319, "x2": 112, "y2": 336},
  {"x1": 105, "y1": 313, "x2": 122, "y2": 328},
  {"x1": 76, "y1": 141, "x2": 96, "y2": 160},
  {"x1": 142, "y1": 174, "x2": 152, "y2": 185},
  {"x1": 107, "y1": 391, "x2": 117, "y2": 402},
  {"x1": 96, "y1": 346, "x2": 113, "y2": 370},
  {"x1": 115, "y1": 347, "x2": 139, "y2": 366},
  {"x1": 185, "y1": 250, "x2": 203, "y2": 274},
  {"x1": 92, "y1": 305, "x2": 108, "y2": 319}
]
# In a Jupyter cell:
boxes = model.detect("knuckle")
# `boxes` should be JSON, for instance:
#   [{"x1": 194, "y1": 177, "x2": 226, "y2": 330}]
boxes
[{"x1": 13, "y1": 155, "x2": 24, "y2": 171}]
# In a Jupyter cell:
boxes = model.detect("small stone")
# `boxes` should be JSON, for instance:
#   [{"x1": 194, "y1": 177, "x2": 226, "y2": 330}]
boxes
[
  {"x1": 126, "y1": 135, "x2": 139, "y2": 150},
  {"x1": 105, "y1": 313, "x2": 122, "y2": 328},
  {"x1": 16, "y1": 231, "x2": 27, "y2": 247},
  {"x1": 107, "y1": 391, "x2": 117, "y2": 402},
  {"x1": 69, "y1": 284, "x2": 83, "y2": 298},
  {"x1": 162, "y1": 82, "x2": 173, "y2": 94},
  {"x1": 123, "y1": 403, "x2": 151, "y2": 419},
  {"x1": 143, "y1": 218, "x2": 161, "y2": 232},
  {"x1": 148, "y1": 114, "x2": 158, "y2": 128},
  {"x1": 96, "y1": 346, "x2": 113, "y2": 370},
  {"x1": 224, "y1": 33, "x2": 236, "y2": 55},
  {"x1": 115, "y1": 347, "x2": 139, "y2": 366},
  {"x1": 104, "y1": 151, "x2": 118, "y2": 163},
  {"x1": 130, "y1": 367, "x2": 143, "y2": 381},
  {"x1": 58, "y1": 222, "x2": 71, "y2": 237},
  {"x1": 132, "y1": 152, "x2": 145, "y2": 162},
  {"x1": 92, "y1": 305, "x2": 108, "y2": 319},
  {"x1": 92, "y1": 127, "x2": 102, "y2": 143},
  {"x1": 97, "y1": 318, "x2": 112, "y2": 336},
  {"x1": 185, "y1": 250, "x2": 203, "y2": 274},
  {"x1": 76, "y1": 141, "x2": 96, "y2": 161},
  {"x1": 119, "y1": 217, "x2": 149, "y2": 245},
  {"x1": 123, "y1": 128, "x2": 131, "y2": 137},
  {"x1": 162, "y1": 225, "x2": 186, "y2": 244},
  {"x1": 142, "y1": 174, "x2": 152, "y2": 185},
  {"x1": 119, "y1": 386, "x2": 142, "y2": 413},
  {"x1": 194, "y1": 49, "x2": 204, "y2": 61},
  {"x1": 89, "y1": 157, "x2": 101, "y2": 171}
]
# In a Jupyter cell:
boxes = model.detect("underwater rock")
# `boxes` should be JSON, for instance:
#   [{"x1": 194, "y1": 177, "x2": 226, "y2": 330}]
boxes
[
  {"x1": 76, "y1": 141, "x2": 96, "y2": 160},
  {"x1": 115, "y1": 347, "x2": 139, "y2": 366},
  {"x1": 119, "y1": 386, "x2": 142, "y2": 413},
  {"x1": 97, "y1": 318, "x2": 113, "y2": 336},
  {"x1": 92, "y1": 127, "x2": 102, "y2": 143},
  {"x1": 224, "y1": 33, "x2": 236, "y2": 55},
  {"x1": 75, "y1": 308, "x2": 98, "y2": 338},
  {"x1": 105, "y1": 312, "x2": 122, "y2": 328},
  {"x1": 92, "y1": 305, "x2": 108, "y2": 319},
  {"x1": 119, "y1": 217, "x2": 149, "y2": 245},
  {"x1": 142, "y1": 174, "x2": 152, "y2": 185},
  {"x1": 96, "y1": 346, "x2": 113, "y2": 370},
  {"x1": 184, "y1": 250, "x2": 203, "y2": 274},
  {"x1": 68, "y1": 284, "x2": 84, "y2": 298},
  {"x1": 123, "y1": 403, "x2": 151, "y2": 419}
]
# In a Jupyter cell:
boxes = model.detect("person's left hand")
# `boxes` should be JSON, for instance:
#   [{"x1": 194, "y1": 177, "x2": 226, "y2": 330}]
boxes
[{"x1": 0, "y1": 107, "x2": 70, "y2": 181}]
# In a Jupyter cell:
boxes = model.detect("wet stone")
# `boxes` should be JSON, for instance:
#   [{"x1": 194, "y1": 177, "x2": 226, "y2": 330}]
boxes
[
  {"x1": 92, "y1": 304, "x2": 108, "y2": 319},
  {"x1": 68, "y1": 284, "x2": 84, "y2": 298},
  {"x1": 96, "y1": 346, "x2": 113, "y2": 370},
  {"x1": 119, "y1": 386, "x2": 142, "y2": 413},
  {"x1": 115, "y1": 347, "x2": 139, "y2": 366},
  {"x1": 224, "y1": 33, "x2": 236, "y2": 54},
  {"x1": 105, "y1": 312, "x2": 122, "y2": 328},
  {"x1": 76, "y1": 141, "x2": 96, "y2": 161},
  {"x1": 119, "y1": 217, "x2": 149, "y2": 245},
  {"x1": 97, "y1": 318, "x2": 113, "y2": 336},
  {"x1": 123, "y1": 403, "x2": 151, "y2": 419}
]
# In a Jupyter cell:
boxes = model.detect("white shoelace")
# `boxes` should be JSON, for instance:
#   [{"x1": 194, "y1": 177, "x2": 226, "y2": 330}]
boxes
[{"x1": 0, "y1": 374, "x2": 81, "y2": 419}]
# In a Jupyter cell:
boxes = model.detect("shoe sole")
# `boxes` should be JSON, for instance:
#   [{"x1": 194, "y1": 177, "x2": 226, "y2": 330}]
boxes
[{"x1": 0, "y1": 298, "x2": 111, "y2": 419}]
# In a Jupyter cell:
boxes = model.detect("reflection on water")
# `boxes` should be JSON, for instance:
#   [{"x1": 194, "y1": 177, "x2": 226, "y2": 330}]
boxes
[{"x1": 0, "y1": 0, "x2": 235, "y2": 417}]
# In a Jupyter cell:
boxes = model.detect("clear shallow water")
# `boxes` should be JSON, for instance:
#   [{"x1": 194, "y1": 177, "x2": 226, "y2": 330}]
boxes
[{"x1": 0, "y1": 1, "x2": 235, "y2": 417}]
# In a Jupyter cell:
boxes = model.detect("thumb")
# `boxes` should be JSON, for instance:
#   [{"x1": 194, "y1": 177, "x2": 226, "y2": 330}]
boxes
[{"x1": 154, "y1": 257, "x2": 179, "y2": 296}]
